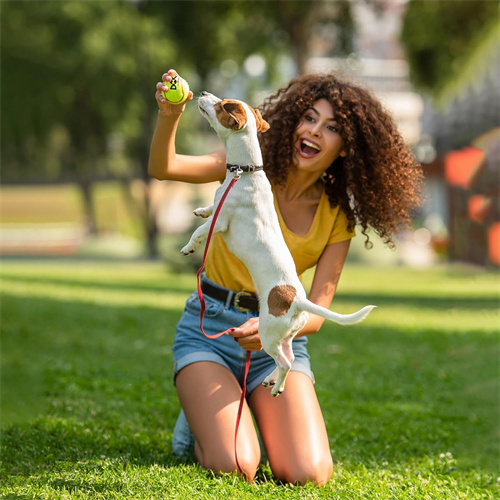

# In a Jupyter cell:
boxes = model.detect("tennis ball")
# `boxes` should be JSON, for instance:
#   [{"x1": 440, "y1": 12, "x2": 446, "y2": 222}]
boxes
[{"x1": 161, "y1": 74, "x2": 190, "y2": 105}]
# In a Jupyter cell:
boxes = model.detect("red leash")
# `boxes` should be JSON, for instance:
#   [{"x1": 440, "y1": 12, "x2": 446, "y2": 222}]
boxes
[
  {"x1": 235, "y1": 350, "x2": 252, "y2": 480},
  {"x1": 195, "y1": 171, "x2": 254, "y2": 482},
  {"x1": 196, "y1": 175, "x2": 238, "y2": 339}
]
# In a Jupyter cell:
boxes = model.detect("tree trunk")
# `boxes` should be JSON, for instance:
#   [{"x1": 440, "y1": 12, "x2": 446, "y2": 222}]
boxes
[
  {"x1": 120, "y1": 176, "x2": 159, "y2": 260},
  {"x1": 79, "y1": 179, "x2": 98, "y2": 236}
]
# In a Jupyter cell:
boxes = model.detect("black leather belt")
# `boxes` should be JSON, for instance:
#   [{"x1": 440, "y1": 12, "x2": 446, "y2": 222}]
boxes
[{"x1": 201, "y1": 280, "x2": 259, "y2": 313}]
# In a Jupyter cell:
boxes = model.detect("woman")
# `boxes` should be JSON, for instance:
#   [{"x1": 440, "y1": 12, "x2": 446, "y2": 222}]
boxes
[{"x1": 148, "y1": 70, "x2": 423, "y2": 485}]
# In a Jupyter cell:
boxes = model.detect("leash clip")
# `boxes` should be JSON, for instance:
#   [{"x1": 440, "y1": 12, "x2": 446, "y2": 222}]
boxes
[{"x1": 234, "y1": 167, "x2": 243, "y2": 179}]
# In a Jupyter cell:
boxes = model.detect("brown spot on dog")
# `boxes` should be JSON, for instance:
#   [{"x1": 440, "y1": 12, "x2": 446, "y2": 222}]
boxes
[
  {"x1": 215, "y1": 100, "x2": 247, "y2": 130},
  {"x1": 268, "y1": 285, "x2": 297, "y2": 317}
]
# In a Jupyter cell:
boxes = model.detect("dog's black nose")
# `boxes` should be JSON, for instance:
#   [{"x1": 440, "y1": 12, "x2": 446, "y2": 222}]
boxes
[{"x1": 200, "y1": 91, "x2": 209, "y2": 97}]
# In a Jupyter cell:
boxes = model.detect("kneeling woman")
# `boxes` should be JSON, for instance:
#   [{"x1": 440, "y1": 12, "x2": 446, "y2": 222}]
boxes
[{"x1": 148, "y1": 70, "x2": 423, "y2": 485}]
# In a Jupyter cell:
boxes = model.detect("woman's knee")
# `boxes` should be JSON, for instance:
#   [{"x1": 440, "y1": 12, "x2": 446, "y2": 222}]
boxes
[
  {"x1": 274, "y1": 455, "x2": 333, "y2": 486},
  {"x1": 197, "y1": 443, "x2": 260, "y2": 479}
]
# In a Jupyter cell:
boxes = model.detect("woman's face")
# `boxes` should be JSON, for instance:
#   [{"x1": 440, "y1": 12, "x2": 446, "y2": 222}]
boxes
[{"x1": 293, "y1": 99, "x2": 345, "y2": 174}]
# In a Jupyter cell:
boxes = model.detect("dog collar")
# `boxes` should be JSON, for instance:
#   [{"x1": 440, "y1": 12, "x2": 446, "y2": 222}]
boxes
[{"x1": 226, "y1": 164, "x2": 264, "y2": 173}]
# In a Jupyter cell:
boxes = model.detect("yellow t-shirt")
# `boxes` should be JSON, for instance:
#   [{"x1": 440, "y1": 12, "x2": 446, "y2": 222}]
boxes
[{"x1": 205, "y1": 187, "x2": 355, "y2": 293}]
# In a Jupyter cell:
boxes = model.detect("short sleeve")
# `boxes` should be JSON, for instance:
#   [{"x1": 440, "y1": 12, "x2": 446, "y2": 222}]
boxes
[{"x1": 327, "y1": 207, "x2": 356, "y2": 245}]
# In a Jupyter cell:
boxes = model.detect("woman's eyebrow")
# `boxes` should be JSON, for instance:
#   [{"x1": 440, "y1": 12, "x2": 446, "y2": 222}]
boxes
[{"x1": 309, "y1": 107, "x2": 336, "y2": 121}]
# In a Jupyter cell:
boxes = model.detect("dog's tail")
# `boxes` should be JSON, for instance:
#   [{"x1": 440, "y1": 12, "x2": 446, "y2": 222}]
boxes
[{"x1": 295, "y1": 297, "x2": 376, "y2": 325}]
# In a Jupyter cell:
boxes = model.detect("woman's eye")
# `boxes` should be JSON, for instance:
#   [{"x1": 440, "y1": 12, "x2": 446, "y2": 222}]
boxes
[
  {"x1": 305, "y1": 115, "x2": 315, "y2": 122},
  {"x1": 327, "y1": 125, "x2": 338, "y2": 132}
]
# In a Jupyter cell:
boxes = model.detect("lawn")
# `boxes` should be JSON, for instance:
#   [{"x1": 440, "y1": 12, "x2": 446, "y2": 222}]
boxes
[{"x1": 1, "y1": 259, "x2": 499, "y2": 499}]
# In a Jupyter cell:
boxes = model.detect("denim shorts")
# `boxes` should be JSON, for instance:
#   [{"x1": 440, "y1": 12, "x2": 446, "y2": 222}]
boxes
[{"x1": 172, "y1": 276, "x2": 314, "y2": 395}]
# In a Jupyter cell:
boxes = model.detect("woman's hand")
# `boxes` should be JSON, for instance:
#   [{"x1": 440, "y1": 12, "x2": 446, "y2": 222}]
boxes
[
  {"x1": 155, "y1": 69, "x2": 193, "y2": 117},
  {"x1": 225, "y1": 317, "x2": 262, "y2": 352}
]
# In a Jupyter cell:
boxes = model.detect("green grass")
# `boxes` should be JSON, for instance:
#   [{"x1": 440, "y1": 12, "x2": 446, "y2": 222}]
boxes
[{"x1": 1, "y1": 260, "x2": 499, "y2": 499}]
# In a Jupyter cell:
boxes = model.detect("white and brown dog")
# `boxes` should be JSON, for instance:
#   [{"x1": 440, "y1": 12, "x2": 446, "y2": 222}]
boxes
[{"x1": 181, "y1": 91, "x2": 375, "y2": 396}]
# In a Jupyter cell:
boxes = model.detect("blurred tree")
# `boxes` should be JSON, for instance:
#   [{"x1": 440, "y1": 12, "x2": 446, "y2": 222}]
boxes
[
  {"x1": 262, "y1": 0, "x2": 354, "y2": 75},
  {"x1": 1, "y1": 0, "x2": 172, "y2": 254},
  {"x1": 141, "y1": 0, "x2": 354, "y2": 79},
  {"x1": 401, "y1": 0, "x2": 499, "y2": 102},
  {"x1": 1, "y1": 0, "x2": 357, "y2": 257}
]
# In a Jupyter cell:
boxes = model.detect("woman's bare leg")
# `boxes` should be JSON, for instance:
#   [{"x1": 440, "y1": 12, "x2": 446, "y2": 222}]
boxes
[
  {"x1": 248, "y1": 371, "x2": 333, "y2": 486},
  {"x1": 175, "y1": 361, "x2": 261, "y2": 479}
]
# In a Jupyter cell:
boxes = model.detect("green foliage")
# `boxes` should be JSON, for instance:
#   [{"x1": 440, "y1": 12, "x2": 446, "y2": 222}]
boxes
[
  {"x1": 1, "y1": 1, "x2": 172, "y2": 182},
  {"x1": 145, "y1": 0, "x2": 354, "y2": 80},
  {"x1": 1, "y1": 0, "x2": 356, "y2": 185},
  {"x1": 1, "y1": 261, "x2": 499, "y2": 498},
  {"x1": 401, "y1": 0, "x2": 500, "y2": 101}
]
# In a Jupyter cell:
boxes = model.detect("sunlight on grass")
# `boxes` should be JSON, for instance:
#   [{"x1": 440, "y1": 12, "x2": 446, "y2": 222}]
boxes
[
  {"x1": 0, "y1": 260, "x2": 196, "y2": 310},
  {"x1": 1, "y1": 278, "x2": 189, "y2": 311},
  {"x1": 1, "y1": 259, "x2": 499, "y2": 499}
]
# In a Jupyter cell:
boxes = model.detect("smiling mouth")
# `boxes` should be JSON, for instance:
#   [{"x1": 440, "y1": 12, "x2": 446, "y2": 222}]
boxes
[{"x1": 299, "y1": 139, "x2": 321, "y2": 157}]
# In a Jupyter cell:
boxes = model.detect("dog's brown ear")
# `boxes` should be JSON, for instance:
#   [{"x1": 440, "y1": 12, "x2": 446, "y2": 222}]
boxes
[
  {"x1": 254, "y1": 109, "x2": 270, "y2": 133},
  {"x1": 218, "y1": 101, "x2": 246, "y2": 130}
]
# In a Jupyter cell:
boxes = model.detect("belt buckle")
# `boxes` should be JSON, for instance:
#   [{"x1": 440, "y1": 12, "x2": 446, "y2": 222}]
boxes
[{"x1": 234, "y1": 291, "x2": 252, "y2": 312}]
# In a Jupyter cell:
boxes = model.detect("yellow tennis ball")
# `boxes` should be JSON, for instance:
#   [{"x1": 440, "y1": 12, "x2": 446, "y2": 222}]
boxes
[{"x1": 161, "y1": 74, "x2": 190, "y2": 105}]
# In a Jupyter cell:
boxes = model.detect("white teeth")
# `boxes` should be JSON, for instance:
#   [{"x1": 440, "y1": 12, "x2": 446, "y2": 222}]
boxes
[{"x1": 302, "y1": 139, "x2": 320, "y2": 151}]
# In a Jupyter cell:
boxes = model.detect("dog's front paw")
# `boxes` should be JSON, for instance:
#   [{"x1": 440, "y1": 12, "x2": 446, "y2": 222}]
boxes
[
  {"x1": 193, "y1": 207, "x2": 212, "y2": 218},
  {"x1": 180, "y1": 245, "x2": 196, "y2": 255},
  {"x1": 262, "y1": 380, "x2": 275, "y2": 388}
]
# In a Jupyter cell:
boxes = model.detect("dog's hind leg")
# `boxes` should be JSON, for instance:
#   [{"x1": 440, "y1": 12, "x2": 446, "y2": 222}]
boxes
[
  {"x1": 262, "y1": 341, "x2": 294, "y2": 397},
  {"x1": 281, "y1": 337, "x2": 295, "y2": 366},
  {"x1": 193, "y1": 205, "x2": 213, "y2": 218},
  {"x1": 270, "y1": 337, "x2": 295, "y2": 396},
  {"x1": 270, "y1": 352, "x2": 292, "y2": 397}
]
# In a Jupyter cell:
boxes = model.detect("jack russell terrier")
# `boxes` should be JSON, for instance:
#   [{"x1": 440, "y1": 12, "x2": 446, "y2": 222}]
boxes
[{"x1": 181, "y1": 91, "x2": 375, "y2": 396}]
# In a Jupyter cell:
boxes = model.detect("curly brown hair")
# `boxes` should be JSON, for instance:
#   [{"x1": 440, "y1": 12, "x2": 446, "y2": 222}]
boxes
[{"x1": 258, "y1": 73, "x2": 424, "y2": 248}]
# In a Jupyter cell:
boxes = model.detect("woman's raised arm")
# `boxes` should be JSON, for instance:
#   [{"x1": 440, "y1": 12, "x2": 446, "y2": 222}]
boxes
[{"x1": 148, "y1": 70, "x2": 227, "y2": 184}]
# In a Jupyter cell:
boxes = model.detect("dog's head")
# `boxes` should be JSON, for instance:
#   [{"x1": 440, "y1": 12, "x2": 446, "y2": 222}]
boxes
[{"x1": 198, "y1": 91, "x2": 269, "y2": 140}]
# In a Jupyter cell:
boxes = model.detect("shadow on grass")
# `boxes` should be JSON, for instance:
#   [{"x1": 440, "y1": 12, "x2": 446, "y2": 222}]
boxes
[
  {"x1": 3, "y1": 274, "x2": 499, "y2": 311},
  {"x1": 1, "y1": 290, "x2": 499, "y2": 488},
  {"x1": 0, "y1": 274, "x2": 197, "y2": 296},
  {"x1": 309, "y1": 321, "x2": 499, "y2": 473}
]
